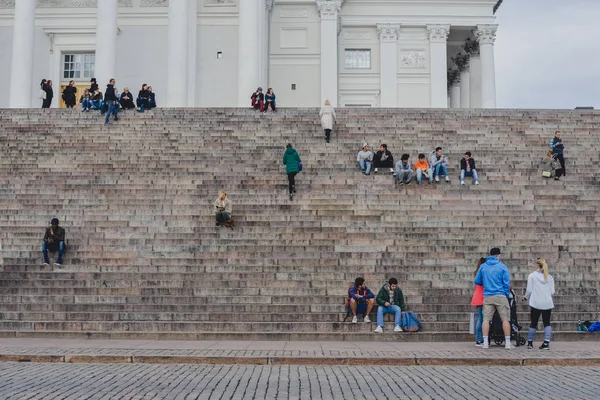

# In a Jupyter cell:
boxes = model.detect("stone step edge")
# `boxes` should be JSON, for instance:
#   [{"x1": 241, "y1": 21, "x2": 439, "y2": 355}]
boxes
[{"x1": 0, "y1": 353, "x2": 598, "y2": 367}]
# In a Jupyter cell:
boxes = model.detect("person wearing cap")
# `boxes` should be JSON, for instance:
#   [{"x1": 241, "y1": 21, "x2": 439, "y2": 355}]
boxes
[
  {"x1": 42, "y1": 218, "x2": 66, "y2": 266},
  {"x1": 89, "y1": 78, "x2": 99, "y2": 93},
  {"x1": 474, "y1": 247, "x2": 514, "y2": 349},
  {"x1": 251, "y1": 87, "x2": 264, "y2": 111},
  {"x1": 356, "y1": 143, "x2": 373, "y2": 175}
]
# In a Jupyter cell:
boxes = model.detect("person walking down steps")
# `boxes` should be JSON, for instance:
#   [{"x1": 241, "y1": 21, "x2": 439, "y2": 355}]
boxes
[
  {"x1": 320, "y1": 100, "x2": 337, "y2": 143},
  {"x1": 282, "y1": 143, "x2": 302, "y2": 201}
]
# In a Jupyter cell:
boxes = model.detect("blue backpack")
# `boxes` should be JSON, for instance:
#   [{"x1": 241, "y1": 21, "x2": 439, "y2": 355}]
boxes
[
  {"x1": 588, "y1": 321, "x2": 600, "y2": 332},
  {"x1": 401, "y1": 311, "x2": 422, "y2": 332}
]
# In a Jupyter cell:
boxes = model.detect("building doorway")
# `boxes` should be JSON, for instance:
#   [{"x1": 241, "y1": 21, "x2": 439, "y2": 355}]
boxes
[{"x1": 59, "y1": 53, "x2": 95, "y2": 109}]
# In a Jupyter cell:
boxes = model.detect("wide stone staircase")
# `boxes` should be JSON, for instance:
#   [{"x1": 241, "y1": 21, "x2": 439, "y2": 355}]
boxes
[{"x1": 0, "y1": 108, "x2": 599, "y2": 341}]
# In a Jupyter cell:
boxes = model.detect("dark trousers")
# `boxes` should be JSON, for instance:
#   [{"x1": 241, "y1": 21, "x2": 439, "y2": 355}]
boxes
[
  {"x1": 42, "y1": 99, "x2": 51, "y2": 108},
  {"x1": 287, "y1": 172, "x2": 297, "y2": 194},
  {"x1": 215, "y1": 211, "x2": 231, "y2": 224},
  {"x1": 253, "y1": 100, "x2": 264, "y2": 111},
  {"x1": 555, "y1": 154, "x2": 565, "y2": 176},
  {"x1": 264, "y1": 101, "x2": 276, "y2": 111},
  {"x1": 324, "y1": 129, "x2": 332, "y2": 141},
  {"x1": 530, "y1": 307, "x2": 552, "y2": 328}
]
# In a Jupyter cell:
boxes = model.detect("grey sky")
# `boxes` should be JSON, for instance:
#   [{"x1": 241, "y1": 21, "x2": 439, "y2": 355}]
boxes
[{"x1": 495, "y1": 0, "x2": 600, "y2": 109}]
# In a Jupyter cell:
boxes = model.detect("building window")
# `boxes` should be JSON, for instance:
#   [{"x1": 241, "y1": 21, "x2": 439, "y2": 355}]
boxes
[
  {"x1": 344, "y1": 49, "x2": 371, "y2": 69},
  {"x1": 63, "y1": 53, "x2": 95, "y2": 80}
]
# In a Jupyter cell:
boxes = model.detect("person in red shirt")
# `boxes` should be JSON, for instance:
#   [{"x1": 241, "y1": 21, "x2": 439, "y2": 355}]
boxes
[{"x1": 471, "y1": 257, "x2": 487, "y2": 346}]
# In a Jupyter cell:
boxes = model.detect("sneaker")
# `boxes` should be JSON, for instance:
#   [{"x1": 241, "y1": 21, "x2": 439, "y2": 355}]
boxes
[
  {"x1": 363, "y1": 316, "x2": 371, "y2": 323},
  {"x1": 289, "y1": 193, "x2": 293, "y2": 201},
  {"x1": 292, "y1": 186, "x2": 296, "y2": 193},
  {"x1": 104, "y1": 121, "x2": 111, "y2": 125},
  {"x1": 527, "y1": 341, "x2": 533, "y2": 349},
  {"x1": 445, "y1": 176, "x2": 450, "y2": 183},
  {"x1": 398, "y1": 181, "x2": 404, "y2": 186},
  {"x1": 374, "y1": 326, "x2": 383, "y2": 333},
  {"x1": 475, "y1": 341, "x2": 483, "y2": 347},
  {"x1": 539, "y1": 341, "x2": 550, "y2": 350},
  {"x1": 554, "y1": 176, "x2": 559, "y2": 181},
  {"x1": 54, "y1": 262, "x2": 62, "y2": 266},
  {"x1": 351, "y1": 316, "x2": 358, "y2": 324},
  {"x1": 389, "y1": 169, "x2": 394, "y2": 175},
  {"x1": 482, "y1": 343, "x2": 489, "y2": 349},
  {"x1": 505, "y1": 344, "x2": 515, "y2": 350},
  {"x1": 435, "y1": 176, "x2": 440, "y2": 182},
  {"x1": 475, "y1": 181, "x2": 479, "y2": 185},
  {"x1": 394, "y1": 326, "x2": 403, "y2": 332},
  {"x1": 460, "y1": 181, "x2": 465, "y2": 185},
  {"x1": 374, "y1": 168, "x2": 378, "y2": 174},
  {"x1": 406, "y1": 181, "x2": 411, "y2": 186},
  {"x1": 42, "y1": 262, "x2": 50, "y2": 266}
]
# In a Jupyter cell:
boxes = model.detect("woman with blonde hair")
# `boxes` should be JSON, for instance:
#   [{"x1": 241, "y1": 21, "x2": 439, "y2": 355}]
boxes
[
  {"x1": 319, "y1": 99, "x2": 337, "y2": 143},
  {"x1": 522, "y1": 258, "x2": 555, "y2": 350},
  {"x1": 541, "y1": 150, "x2": 561, "y2": 179},
  {"x1": 470, "y1": 257, "x2": 487, "y2": 346},
  {"x1": 214, "y1": 190, "x2": 233, "y2": 228}
]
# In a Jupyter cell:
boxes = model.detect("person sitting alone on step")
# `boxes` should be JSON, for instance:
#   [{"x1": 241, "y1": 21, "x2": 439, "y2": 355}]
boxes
[
  {"x1": 373, "y1": 144, "x2": 394, "y2": 174},
  {"x1": 251, "y1": 87, "x2": 264, "y2": 111},
  {"x1": 356, "y1": 143, "x2": 373, "y2": 175},
  {"x1": 430, "y1": 146, "x2": 450, "y2": 183},
  {"x1": 374, "y1": 277, "x2": 406, "y2": 333},
  {"x1": 120, "y1": 87, "x2": 135, "y2": 110},
  {"x1": 395, "y1": 153, "x2": 414, "y2": 185},
  {"x1": 541, "y1": 150, "x2": 561, "y2": 179},
  {"x1": 460, "y1": 151, "x2": 479, "y2": 185},
  {"x1": 214, "y1": 190, "x2": 233, "y2": 228},
  {"x1": 349, "y1": 277, "x2": 375, "y2": 323},
  {"x1": 414, "y1": 153, "x2": 433, "y2": 184},
  {"x1": 42, "y1": 218, "x2": 65, "y2": 267}
]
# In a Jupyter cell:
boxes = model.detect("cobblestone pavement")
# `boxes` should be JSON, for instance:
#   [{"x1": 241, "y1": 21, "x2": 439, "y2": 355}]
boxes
[{"x1": 1, "y1": 363, "x2": 599, "y2": 400}]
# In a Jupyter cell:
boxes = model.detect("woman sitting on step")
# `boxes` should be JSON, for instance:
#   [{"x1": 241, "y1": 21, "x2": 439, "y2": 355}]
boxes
[{"x1": 214, "y1": 190, "x2": 233, "y2": 229}]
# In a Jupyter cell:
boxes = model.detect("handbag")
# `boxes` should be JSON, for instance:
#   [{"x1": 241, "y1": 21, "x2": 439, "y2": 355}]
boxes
[
  {"x1": 542, "y1": 170, "x2": 552, "y2": 178},
  {"x1": 39, "y1": 89, "x2": 46, "y2": 100},
  {"x1": 298, "y1": 162, "x2": 302, "y2": 172}
]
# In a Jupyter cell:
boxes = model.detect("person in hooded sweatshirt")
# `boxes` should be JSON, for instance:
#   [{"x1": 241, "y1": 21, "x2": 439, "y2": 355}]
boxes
[
  {"x1": 282, "y1": 143, "x2": 301, "y2": 201},
  {"x1": 395, "y1": 153, "x2": 414, "y2": 185},
  {"x1": 104, "y1": 78, "x2": 119, "y2": 125},
  {"x1": 89, "y1": 78, "x2": 99, "y2": 93},
  {"x1": 522, "y1": 258, "x2": 555, "y2": 350},
  {"x1": 62, "y1": 80, "x2": 77, "y2": 108}
]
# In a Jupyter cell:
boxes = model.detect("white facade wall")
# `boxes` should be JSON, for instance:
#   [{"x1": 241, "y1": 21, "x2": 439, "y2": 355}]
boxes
[{"x1": 0, "y1": 0, "x2": 499, "y2": 109}]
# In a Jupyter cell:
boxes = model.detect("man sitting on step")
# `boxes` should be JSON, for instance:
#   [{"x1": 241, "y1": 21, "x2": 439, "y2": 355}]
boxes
[
  {"x1": 430, "y1": 146, "x2": 450, "y2": 183},
  {"x1": 460, "y1": 151, "x2": 479, "y2": 185},
  {"x1": 349, "y1": 277, "x2": 375, "y2": 323},
  {"x1": 42, "y1": 218, "x2": 65, "y2": 266},
  {"x1": 395, "y1": 154, "x2": 414, "y2": 185},
  {"x1": 356, "y1": 143, "x2": 373, "y2": 175},
  {"x1": 372, "y1": 144, "x2": 394, "y2": 174},
  {"x1": 374, "y1": 278, "x2": 406, "y2": 333}
]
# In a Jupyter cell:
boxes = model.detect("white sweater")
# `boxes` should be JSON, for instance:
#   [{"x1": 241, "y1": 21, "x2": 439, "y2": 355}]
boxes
[{"x1": 524, "y1": 270, "x2": 555, "y2": 310}]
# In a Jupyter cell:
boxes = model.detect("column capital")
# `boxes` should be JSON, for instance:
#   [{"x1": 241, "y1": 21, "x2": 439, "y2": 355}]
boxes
[
  {"x1": 377, "y1": 23, "x2": 400, "y2": 43},
  {"x1": 266, "y1": 0, "x2": 274, "y2": 12},
  {"x1": 316, "y1": 0, "x2": 342, "y2": 20},
  {"x1": 427, "y1": 24, "x2": 450, "y2": 43},
  {"x1": 475, "y1": 24, "x2": 498, "y2": 45}
]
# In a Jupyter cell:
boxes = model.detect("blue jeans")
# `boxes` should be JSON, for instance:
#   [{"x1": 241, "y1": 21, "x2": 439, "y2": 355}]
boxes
[
  {"x1": 81, "y1": 99, "x2": 92, "y2": 110},
  {"x1": 475, "y1": 305, "x2": 483, "y2": 342},
  {"x1": 42, "y1": 241, "x2": 64, "y2": 264},
  {"x1": 137, "y1": 97, "x2": 149, "y2": 111},
  {"x1": 461, "y1": 169, "x2": 479, "y2": 183},
  {"x1": 377, "y1": 305, "x2": 402, "y2": 328},
  {"x1": 416, "y1": 168, "x2": 433, "y2": 183},
  {"x1": 92, "y1": 100, "x2": 103, "y2": 110},
  {"x1": 434, "y1": 163, "x2": 447, "y2": 177},
  {"x1": 105, "y1": 100, "x2": 118, "y2": 123},
  {"x1": 359, "y1": 159, "x2": 371, "y2": 175}
]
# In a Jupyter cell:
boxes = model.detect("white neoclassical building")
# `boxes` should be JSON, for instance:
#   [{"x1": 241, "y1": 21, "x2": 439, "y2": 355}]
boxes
[{"x1": 0, "y1": 0, "x2": 501, "y2": 109}]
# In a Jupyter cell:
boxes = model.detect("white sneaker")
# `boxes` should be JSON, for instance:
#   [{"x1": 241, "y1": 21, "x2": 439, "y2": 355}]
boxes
[
  {"x1": 445, "y1": 176, "x2": 450, "y2": 182},
  {"x1": 475, "y1": 181, "x2": 480, "y2": 185},
  {"x1": 351, "y1": 316, "x2": 357, "y2": 324},
  {"x1": 394, "y1": 326, "x2": 403, "y2": 332},
  {"x1": 42, "y1": 262, "x2": 50, "y2": 266},
  {"x1": 435, "y1": 176, "x2": 440, "y2": 182},
  {"x1": 505, "y1": 345, "x2": 515, "y2": 350},
  {"x1": 374, "y1": 326, "x2": 383, "y2": 333},
  {"x1": 363, "y1": 316, "x2": 371, "y2": 323},
  {"x1": 54, "y1": 262, "x2": 62, "y2": 267},
  {"x1": 460, "y1": 181, "x2": 465, "y2": 185},
  {"x1": 483, "y1": 343, "x2": 489, "y2": 349}
]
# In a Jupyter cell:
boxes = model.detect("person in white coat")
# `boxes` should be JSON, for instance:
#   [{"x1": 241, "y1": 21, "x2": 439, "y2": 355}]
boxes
[
  {"x1": 320, "y1": 100, "x2": 337, "y2": 143},
  {"x1": 522, "y1": 258, "x2": 555, "y2": 350}
]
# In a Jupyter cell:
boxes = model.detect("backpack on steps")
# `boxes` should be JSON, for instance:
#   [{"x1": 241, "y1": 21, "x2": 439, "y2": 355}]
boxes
[{"x1": 400, "y1": 311, "x2": 422, "y2": 332}]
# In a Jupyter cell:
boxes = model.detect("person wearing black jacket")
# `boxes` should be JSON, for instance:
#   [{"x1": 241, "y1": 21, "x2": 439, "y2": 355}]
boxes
[
  {"x1": 373, "y1": 144, "x2": 394, "y2": 174},
  {"x1": 136, "y1": 83, "x2": 150, "y2": 112},
  {"x1": 89, "y1": 78, "x2": 99, "y2": 93},
  {"x1": 251, "y1": 87, "x2": 264, "y2": 111},
  {"x1": 148, "y1": 86, "x2": 156, "y2": 109},
  {"x1": 42, "y1": 218, "x2": 66, "y2": 266},
  {"x1": 42, "y1": 80, "x2": 54, "y2": 109},
  {"x1": 104, "y1": 78, "x2": 119, "y2": 124},
  {"x1": 460, "y1": 151, "x2": 479, "y2": 185},
  {"x1": 119, "y1": 87, "x2": 135, "y2": 110},
  {"x1": 62, "y1": 80, "x2": 77, "y2": 108}
]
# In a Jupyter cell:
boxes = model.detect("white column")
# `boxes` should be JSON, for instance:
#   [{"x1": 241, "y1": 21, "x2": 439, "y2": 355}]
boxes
[
  {"x1": 450, "y1": 84, "x2": 461, "y2": 108},
  {"x1": 460, "y1": 69, "x2": 470, "y2": 108},
  {"x1": 167, "y1": 0, "x2": 190, "y2": 107},
  {"x1": 187, "y1": 0, "x2": 197, "y2": 107},
  {"x1": 377, "y1": 24, "x2": 400, "y2": 108},
  {"x1": 317, "y1": 0, "x2": 343, "y2": 107},
  {"x1": 475, "y1": 24, "x2": 498, "y2": 108},
  {"x1": 95, "y1": 0, "x2": 118, "y2": 90},
  {"x1": 238, "y1": 0, "x2": 261, "y2": 106},
  {"x1": 469, "y1": 55, "x2": 481, "y2": 108},
  {"x1": 427, "y1": 24, "x2": 450, "y2": 108},
  {"x1": 9, "y1": 0, "x2": 36, "y2": 108}
]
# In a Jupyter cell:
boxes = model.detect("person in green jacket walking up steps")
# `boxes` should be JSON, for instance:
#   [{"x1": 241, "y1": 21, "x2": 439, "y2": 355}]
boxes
[{"x1": 282, "y1": 143, "x2": 302, "y2": 201}]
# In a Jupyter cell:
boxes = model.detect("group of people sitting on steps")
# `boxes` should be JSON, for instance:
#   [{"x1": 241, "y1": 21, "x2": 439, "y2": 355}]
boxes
[
  {"x1": 250, "y1": 87, "x2": 277, "y2": 112},
  {"x1": 357, "y1": 144, "x2": 479, "y2": 185},
  {"x1": 39, "y1": 78, "x2": 156, "y2": 114}
]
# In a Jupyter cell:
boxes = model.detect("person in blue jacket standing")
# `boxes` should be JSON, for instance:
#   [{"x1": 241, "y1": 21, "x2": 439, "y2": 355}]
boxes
[
  {"x1": 474, "y1": 247, "x2": 514, "y2": 349},
  {"x1": 549, "y1": 131, "x2": 565, "y2": 179},
  {"x1": 282, "y1": 143, "x2": 301, "y2": 201}
]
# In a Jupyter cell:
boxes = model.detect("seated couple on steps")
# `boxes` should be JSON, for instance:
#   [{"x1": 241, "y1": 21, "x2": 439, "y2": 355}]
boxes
[
  {"x1": 136, "y1": 84, "x2": 156, "y2": 112},
  {"x1": 251, "y1": 87, "x2": 277, "y2": 112},
  {"x1": 347, "y1": 277, "x2": 407, "y2": 333}
]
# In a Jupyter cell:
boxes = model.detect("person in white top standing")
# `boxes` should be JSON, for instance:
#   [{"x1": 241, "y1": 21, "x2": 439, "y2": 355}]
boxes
[
  {"x1": 319, "y1": 100, "x2": 337, "y2": 143},
  {"x1": 522, "y1": 258, "x2": 555, "y2": 350}
]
